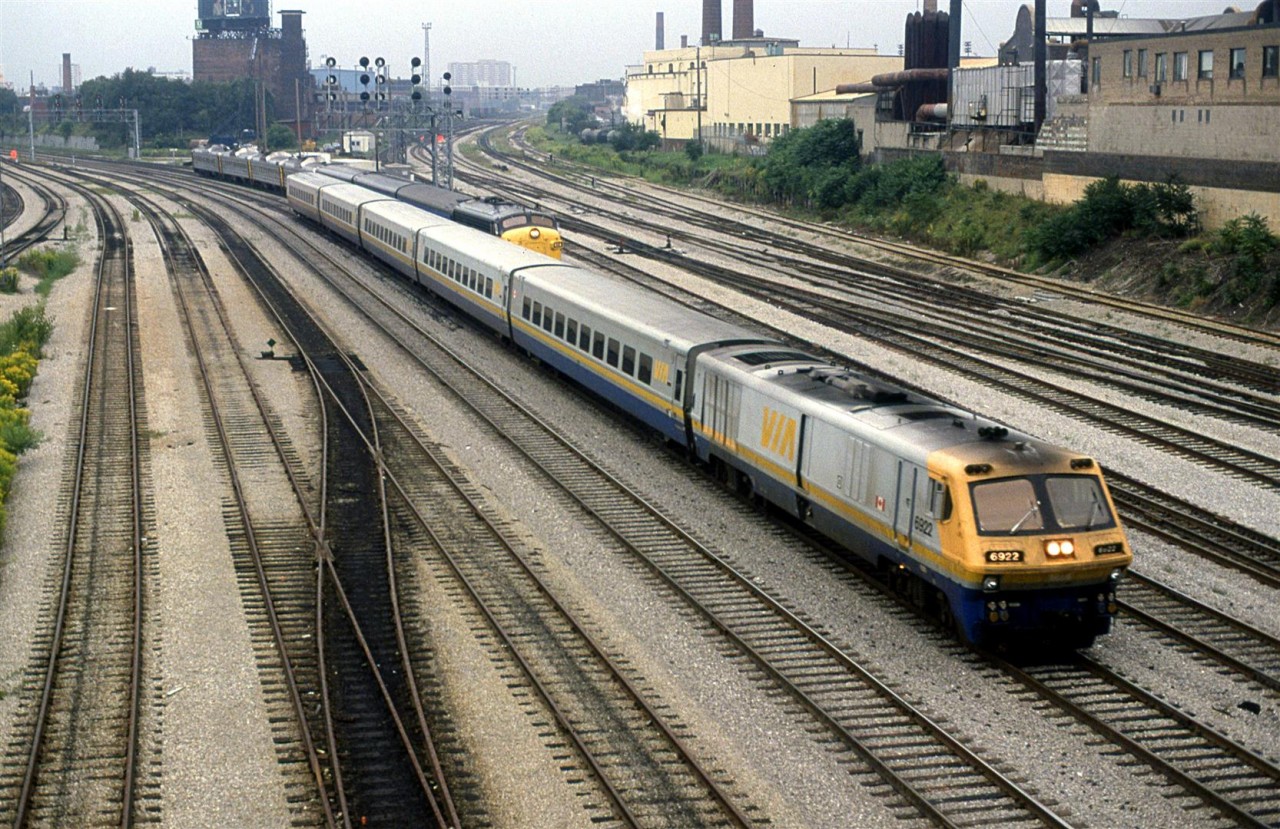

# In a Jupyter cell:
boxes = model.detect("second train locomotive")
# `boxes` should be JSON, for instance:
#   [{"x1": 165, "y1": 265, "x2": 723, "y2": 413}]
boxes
[{"x1": 191, "y1": 145, "x2": 563, "y2": 259}]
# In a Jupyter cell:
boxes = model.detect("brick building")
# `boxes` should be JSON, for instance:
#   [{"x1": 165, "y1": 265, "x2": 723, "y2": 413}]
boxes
[
  {"x1": 192, "y1": 8, "x2": 313, "y2": 138},
  {"x1": 1085, "y1": 18, "x2": 1280, "y2": 162}
]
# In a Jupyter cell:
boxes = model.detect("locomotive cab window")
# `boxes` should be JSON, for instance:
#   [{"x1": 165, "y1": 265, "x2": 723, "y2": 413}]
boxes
[{"x1": 971, "y1": 475, "x2": 1116, "y2": 536}]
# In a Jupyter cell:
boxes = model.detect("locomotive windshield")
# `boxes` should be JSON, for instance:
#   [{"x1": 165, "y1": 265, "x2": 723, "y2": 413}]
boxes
[{"x1": 970, "y1": 474, "x2": 1116, "y2": 536}]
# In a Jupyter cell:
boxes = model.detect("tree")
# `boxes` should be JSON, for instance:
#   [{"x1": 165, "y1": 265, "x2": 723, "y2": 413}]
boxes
[
  {"x1": 546, "y1": 96, "x2": 595, "y2": 135},
  {"x1": 757, "y1": 118, "x2": 863, "y2": 207},
  {"x1": 267, "y1": 123, "x2": 298, "y2": 150}
]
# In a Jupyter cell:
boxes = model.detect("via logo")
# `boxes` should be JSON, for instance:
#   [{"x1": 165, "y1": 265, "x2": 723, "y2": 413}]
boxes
[{"x1": 760, "y1": 407, "x2": 797, "y2": 462}]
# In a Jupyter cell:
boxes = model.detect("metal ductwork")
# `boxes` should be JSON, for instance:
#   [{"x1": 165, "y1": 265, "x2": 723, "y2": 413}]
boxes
[
  {"x1": 703, "y1": 0, "x2": 722, "y2": 45},
  {"x1": 733, "y1": 0, "x2": 754, "y2": 40}
]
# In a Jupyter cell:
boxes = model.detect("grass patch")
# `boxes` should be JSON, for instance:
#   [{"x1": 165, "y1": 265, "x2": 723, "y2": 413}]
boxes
[{"x1": 17, "y1": 248, "x2": 80, "y2": 297}]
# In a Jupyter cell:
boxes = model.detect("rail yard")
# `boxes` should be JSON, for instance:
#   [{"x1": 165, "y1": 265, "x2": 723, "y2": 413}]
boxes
[{"x1": 0, "y1": 122, "x2": 1277, "y2": 828}]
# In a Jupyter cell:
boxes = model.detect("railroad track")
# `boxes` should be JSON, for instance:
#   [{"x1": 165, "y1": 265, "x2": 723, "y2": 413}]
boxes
[
  {"x1": 54, "y1": 164, "x2": 460, "y2": 826},
  {"x1": 474, "y1": 123, "x2": 1280, "y2": 353},
  {"x1": 0, "y1": 177, "x2": 153, "y2": 827},
  {"x1": 182, "y1": 194, "x2": 456, "y2": 826},
  {"x1": 112, "y1": 153, "x2": 1280, "y2": 823},
  {"x1": 1000, "y1": 656, "x2": 1280, "y2": 829},
  {"x1": 460, "y1": 128, "x2": 1280, "y2": 425},
  {"x1": 0, "y1": 166, "x2": 68, "y2": 261},
  {"x1": 130, "y1": 184, "x2": 335, "y2": 827}
]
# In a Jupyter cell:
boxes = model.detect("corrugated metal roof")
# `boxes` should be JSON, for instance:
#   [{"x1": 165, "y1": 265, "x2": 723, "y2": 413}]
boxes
[{"x1": 1043, "y1": 17, "x2": 1168, "y2": 37}]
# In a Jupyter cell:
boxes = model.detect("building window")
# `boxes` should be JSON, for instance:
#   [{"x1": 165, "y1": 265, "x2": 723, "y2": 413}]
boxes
[
  {"x1": 1198, "y1": 49, "x2": 1214, "y2": 79},
  {"x1": 1174, "y1": 51, "x2": 1188, "y2": 81},
  {"x1": 1230, "y1": 48, "x2": 1246, "y2": 79},
  {"x1": 1091, "y1": 56, "x2": 1101, "y2": 87},
  {"x1": 1123, "y1": 49, "x2": 1133, "y2": 78},
  {"x1": 1155, "y1": 52, "x2": 1167, "y2": 83},
  {"x1": 1265, "y1": 45, "x2": 1280, "y2": 77},
  {"x1": 1137, "y1": 49, "x2": 1148, "y2": 78}
]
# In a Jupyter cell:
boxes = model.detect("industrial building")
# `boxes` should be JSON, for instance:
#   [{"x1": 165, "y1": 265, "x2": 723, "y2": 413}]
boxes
[{"x1": 191, "y1": 1, "x2": 312, "y2": 139}]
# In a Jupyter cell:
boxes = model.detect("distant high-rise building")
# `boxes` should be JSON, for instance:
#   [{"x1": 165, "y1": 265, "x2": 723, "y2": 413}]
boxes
[{"x1": 447, "y1": 60, "x2": 514, "y2": 87}]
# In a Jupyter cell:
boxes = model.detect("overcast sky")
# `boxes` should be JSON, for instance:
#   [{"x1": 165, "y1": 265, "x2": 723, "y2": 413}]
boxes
[{"x1": 0, "y1": 1, "x2": 1247, "y2": 91}]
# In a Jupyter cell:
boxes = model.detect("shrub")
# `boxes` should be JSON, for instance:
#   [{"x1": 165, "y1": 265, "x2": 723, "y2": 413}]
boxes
[
  {"x1": 0, "y1": 305, "x2": 54, "y2": 357},
  {"x1": 0, "y1": 267, "x2": 18, "y2": 294}
]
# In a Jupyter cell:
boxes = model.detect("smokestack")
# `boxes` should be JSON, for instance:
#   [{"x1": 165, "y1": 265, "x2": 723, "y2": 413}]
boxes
[
  {"x1": 733, "y1": 0, "x2": 754, "y2": 40},
  {"x1": 682, "y1": 34, "x2": 689, "y2": 48},
  {"x1": 702, "y1": 0, "x2": 722, "y2": 45},
  {"x1": 656, "y1": 12, "x2": 665, "y2": 50},
  {"x1": 62, "y1": 53, "x2": 72, "y2": 93},
  {"x1": 924, "y1": 0, "x2": 937, "y2": 13}
]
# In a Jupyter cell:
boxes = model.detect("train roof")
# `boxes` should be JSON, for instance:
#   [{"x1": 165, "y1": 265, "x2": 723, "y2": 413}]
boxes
[
  {"x1": 519, "y1": 266, "x2": 771, "y2": 351},
  {"x1": 392, "y1": 183, "x2": 471, "y2": 215},
  {"x1": 312, "y1": 181, "x2": 396, "y2": 210},
  {"x1": 418, "y1": 222, "x2": 563, "y2": 272},
  {"x1": 363, "y1": 198, "x2": 454, "y2": 231},
  {"x1": 704, "y1": 342, "x2": 1047, "y2": 459}
]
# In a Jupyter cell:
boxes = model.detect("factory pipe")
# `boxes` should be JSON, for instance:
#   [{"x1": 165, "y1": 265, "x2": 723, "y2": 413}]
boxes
[
  {"x1": 1034, "y1": 0, "x2": 1047, "y2": 133},
  {"x1": 703, "y1": 0, "x2": 722, "y2": 45},
  {"x1": 917, "y1": 103, "x2": 949, "y2": 121}
]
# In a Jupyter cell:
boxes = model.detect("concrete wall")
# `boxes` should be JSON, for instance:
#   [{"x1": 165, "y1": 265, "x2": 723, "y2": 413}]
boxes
[{"x1": 941, "y1": 147, "x2": 1280, "y2": 230}]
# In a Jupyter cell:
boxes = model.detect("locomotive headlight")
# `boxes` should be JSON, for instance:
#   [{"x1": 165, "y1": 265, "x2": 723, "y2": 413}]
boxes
[
  {"x1": 982, "y1": 575, "x2": 1000, "y2": 592},
  {"x1": 1109, "y1": 568, "x2": 1125, "y2": 582},
  {"x1": 1044, "y1": 539, "x2": 1076, "y2": 558},
  {"x1": 530, "y1": 228, "x2": 541, "y2": 239}
]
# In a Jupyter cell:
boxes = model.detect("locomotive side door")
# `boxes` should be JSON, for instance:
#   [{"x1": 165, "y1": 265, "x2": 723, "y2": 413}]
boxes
[{"x1": 894, "y1": 461, "x2": 918, "y2": 550}]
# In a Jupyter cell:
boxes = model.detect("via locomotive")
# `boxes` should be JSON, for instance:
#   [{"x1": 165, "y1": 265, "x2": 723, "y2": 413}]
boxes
[
  {"x1": 191, "y1": 145, "x2": 563, "y2": 259},
  {"x1": 286, "y1": 169, "x2": 1132, "y2": 648}
]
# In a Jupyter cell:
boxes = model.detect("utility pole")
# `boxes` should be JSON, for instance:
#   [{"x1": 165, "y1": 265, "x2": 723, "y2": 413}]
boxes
[
  {"x1": 28, "y1": 72, "x2": 35, "y2": 161},
  {"x1": 423, "y1": 22, "x2": 438, "y2": 183}
]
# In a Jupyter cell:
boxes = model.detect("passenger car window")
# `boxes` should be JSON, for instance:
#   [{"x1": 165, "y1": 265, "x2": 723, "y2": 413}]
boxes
[
  {"x1": 532, "y1": 301, "x2": 542, "y2": 326},
  {"x1": 607, "y1": 338, "x2": 620, "y2": 368},
  {"x1": 566, "y1": 319, "x2": 578, "y2": 343},
  {"x1": 622, "y1": 345, "x2": 636, "y2": 375},
  {"x1": 638, "y1": 353, "x2": 652, "y2": 384},
  {"x1": 579, "y1": 324, "x2": 592, "y2": 352},
  {"x1": 592, "y1": 332, "x2": 605, "y2": 360},
  {"x1": 554, "y1": 313, "x2": 565, "y2": 338}
]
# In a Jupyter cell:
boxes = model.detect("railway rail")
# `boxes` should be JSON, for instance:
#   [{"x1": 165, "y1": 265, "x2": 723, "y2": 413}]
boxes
[
  {"x1": 0, "y1": 174, "x2": 152, "y2": 827},
  {"x1": 0, "y1": 167, "x2": 69, "y2": 263},
  {"x1": 57, "y1": 157, "x2": 1280, "y2": 829},
  {"x1": 474, "y1": 124, "x2": 1280, "y2": 352}
]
